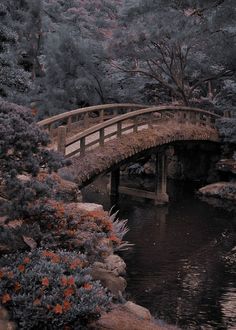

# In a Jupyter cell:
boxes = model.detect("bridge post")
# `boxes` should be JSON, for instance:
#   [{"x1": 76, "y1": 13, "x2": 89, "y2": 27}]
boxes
[
  {"x1": 110, "y1": 168, "x2": 120, "y2": 205},
  {"x1": 57, "y1": 126, "x2": 66, "y2": 155},
  {"x1": 154, "y1": 151, "x2": 169, "y2": 205}
]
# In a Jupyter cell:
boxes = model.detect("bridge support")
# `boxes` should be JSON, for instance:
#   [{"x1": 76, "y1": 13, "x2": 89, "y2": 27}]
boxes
[
  {"x1": 154, "y1": 151, "x2": 169, "y2": 205},
  {"x1": 110, "y1": 168, "x2": 120, "y2": 205}
]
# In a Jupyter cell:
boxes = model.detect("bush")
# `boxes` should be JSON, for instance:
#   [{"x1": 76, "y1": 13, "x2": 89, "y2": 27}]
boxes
[
  {"x1": 217, "y1": 118, "x2": 236, "y2": 144},
  {"x1": 0, "y1": 101, "x2": 68, "y2": 219},
  {"x1": 0, "y1": 249, "x2": 111, "y2": 329}
]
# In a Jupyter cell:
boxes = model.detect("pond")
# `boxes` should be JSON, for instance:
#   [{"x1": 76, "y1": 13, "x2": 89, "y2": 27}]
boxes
[{"x1": 82, "y1": 175, "x2": 236, "y2": 330}]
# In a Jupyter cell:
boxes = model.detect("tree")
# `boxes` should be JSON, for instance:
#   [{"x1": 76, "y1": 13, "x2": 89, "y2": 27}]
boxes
[{"x1": 110, "y1": 0, "x2": 236, "y2": 105}]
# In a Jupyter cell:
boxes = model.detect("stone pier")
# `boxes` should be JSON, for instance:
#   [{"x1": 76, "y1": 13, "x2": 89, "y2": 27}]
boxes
[{"x1": 109, "y1": 150, "x2": 169, "y2": 205}]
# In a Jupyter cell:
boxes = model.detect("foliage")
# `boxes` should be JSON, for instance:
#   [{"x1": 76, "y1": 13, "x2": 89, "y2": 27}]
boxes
[
  {"x1": 0, "y1": 101, "x2": 68, "y2": 219},
  {"x1": 38, "y1": 205, "x2": 129, "y2": 258},
  {"x1": 0, "y1": 249, "x2": 111, "y2": 329},
  {"x1": 110, "y1": 0, "x2": 236, "y2": 105},
  {"x1": 0, "y1": 1, "x2": 30, "y2": 102},
  {"x1": 217, "y1": 118, "x2": 236, "y2": 144}
]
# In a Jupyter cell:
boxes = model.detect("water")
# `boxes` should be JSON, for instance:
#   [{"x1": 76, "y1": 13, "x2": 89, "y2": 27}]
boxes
[{"x1": 82, "y1": 176, "x2": 236, "y2": 330}]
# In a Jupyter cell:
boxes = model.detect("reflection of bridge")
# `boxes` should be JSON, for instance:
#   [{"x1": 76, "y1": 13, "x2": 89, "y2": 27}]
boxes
[{"x1": 38, "y1": 104, "x2": 221, "y2": 204}]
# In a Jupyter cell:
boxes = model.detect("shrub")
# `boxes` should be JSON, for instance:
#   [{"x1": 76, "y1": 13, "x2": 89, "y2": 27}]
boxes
[
  {"x1": 0, "y1": 101, "x2": 69, "y2": 219},
  {"x1": 0, "y1": 249, "x2": 111, "y2": 329}
]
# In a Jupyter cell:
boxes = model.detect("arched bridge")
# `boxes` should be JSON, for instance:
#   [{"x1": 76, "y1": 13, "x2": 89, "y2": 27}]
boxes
[{"x1": 38, "y1": 103, "x2": 221, "y2": 203}]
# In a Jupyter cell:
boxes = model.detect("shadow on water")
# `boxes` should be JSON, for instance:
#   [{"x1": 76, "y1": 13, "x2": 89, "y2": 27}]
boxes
[{"x1": 82, "y1": 175, "x2": 236, "y2": 330}]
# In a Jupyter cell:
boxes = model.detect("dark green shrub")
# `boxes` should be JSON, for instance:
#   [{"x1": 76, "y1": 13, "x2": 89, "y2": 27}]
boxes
[{"x1": 0, "y1": 249, "x2": 111, "y2": 329}]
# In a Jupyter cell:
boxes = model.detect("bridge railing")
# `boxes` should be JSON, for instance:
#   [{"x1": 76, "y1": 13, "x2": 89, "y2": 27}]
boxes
[
  {"x1": 56, "y1": 105, "x2": 221, "y2": 157},
  {"x1": 38, "y1": 103, "x2": 148, "y2": 139}
]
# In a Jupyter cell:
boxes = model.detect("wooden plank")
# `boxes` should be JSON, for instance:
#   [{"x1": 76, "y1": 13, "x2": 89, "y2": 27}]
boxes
[{"x1": 119, "y1": 186, "x2": 157, "y2": 200}]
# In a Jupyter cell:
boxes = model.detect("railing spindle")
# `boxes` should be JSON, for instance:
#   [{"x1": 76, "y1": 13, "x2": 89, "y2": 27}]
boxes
[
  {"x1": 134, "y1": 117, "x2": 138, "y2": 133},
  {"x1": 80, "y1": 137, "x2": 86, "y2": 156},
  {"x1": 100, "y1": 109, "x2": 104, "y2": 123},
  {"x1": 117, "y1": 122, "x2": 122, "y2": 137},
  {"x1": 100, "y1": 128, "x2": 105, "y2": 146},
  {"x1": 84, "y1": 113, "x2": 89, "y2": 128},
  {"x1": 57, "y1": 126, "x2": 67, "y2": 155}
]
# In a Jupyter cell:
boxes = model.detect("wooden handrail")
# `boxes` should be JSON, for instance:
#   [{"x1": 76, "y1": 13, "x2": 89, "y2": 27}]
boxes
[
  {"x1": 38, "y1": 103, "x2": 148, "y2": 127},
  {"x1": 65, "y1": 105, "x2": 221, "y2": 148}
]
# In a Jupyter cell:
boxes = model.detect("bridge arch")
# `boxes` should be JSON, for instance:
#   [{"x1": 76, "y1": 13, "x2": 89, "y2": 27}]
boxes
[
  {"x1": 39, "y1": 103, "x2": 222, "y2": 203},
  {"x1": 62, "y1": 122, "x2": 220, "y2": 190}
]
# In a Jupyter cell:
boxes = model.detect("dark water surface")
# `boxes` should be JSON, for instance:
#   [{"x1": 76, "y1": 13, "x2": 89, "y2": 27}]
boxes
[{"x1": 82, "y1": 176, "x2": 236, "y2": 330}]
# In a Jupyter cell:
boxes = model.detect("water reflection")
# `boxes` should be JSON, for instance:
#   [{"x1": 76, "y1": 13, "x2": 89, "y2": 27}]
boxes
[{"x1": 82, "y1": 176, "x2": 236, "y2": 330}]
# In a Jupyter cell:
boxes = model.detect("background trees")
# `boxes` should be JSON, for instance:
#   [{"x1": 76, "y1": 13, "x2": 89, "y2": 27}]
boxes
[
  {"x1": 0, "y1": 0, "x2": 235, "y2": 118},
  {"x1": 110, "y1": 0, "x2": 236, "y2": 106},
  {"x1": 0, "y1": 1, "x2": 30, "y2": 102}
]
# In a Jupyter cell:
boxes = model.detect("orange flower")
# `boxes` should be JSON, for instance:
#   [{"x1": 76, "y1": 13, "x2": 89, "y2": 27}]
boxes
[
  {"x1": 23, "y1": 257, "x2": 31, "y2": 264},
  {"x1": 61, "y1": 276, "x2": 68, "y2": 286},
  {"x1": 2, "y1": 293, "x2": 11, "y2": 304},
  {"x1": 18, "y1": 264, "x2": 25, "y2": 273},
  {"x1": 41, "y1": 277, "x2": 49, "y2": 287},
  {"x1": 69, "y1": 259, "x2": 82, "y2": 270},
  {"x1": 83, "y1": 283, "x2": 92, "y2": 290},
  {"x1": 53, "y1": 304, "x2": 63, "y2": 314},
  {"x1": 67, "y1": 277, "x2": 75, "y2": 286},
  {"x1": 14, "y1": 282, "x2": 21, "y2": 292},
  {"x1": 42, "y1": 250, "x2": 55, "y2": 258},
  {"x1": 63, "y1": 300, "x2": 71, "y2": 312},
  {"x1": 7, "y1": 271, "x2": 14, "y2": 279},
  {"x1": 51, "y1": 255, "x2": 60, "y2": 264},
  {"x1": 33, "y1": 298, "x2": 41, "y2": 306},
  {"x1": 64, "y1": 287, "x2": 75, "y2": 297}
]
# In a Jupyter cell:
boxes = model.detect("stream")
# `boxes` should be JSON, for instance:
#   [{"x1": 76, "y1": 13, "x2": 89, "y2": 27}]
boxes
[{"x1": 82, "y1": 175, "x2": 236, "y2": 330}]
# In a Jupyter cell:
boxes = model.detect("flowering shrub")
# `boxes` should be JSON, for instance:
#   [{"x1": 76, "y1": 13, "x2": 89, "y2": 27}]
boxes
[{"x1": 0, "y1": 249, "x2": 111, "y2": 329}]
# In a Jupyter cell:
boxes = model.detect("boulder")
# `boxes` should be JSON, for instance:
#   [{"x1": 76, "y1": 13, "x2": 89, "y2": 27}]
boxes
[
  {"x1": 91, "y1": 267, "x2": 126, "y2": 298},
  {"x1": 123, "y1": 301, "x2": 151, "y2": 320},
  {"x1": 198, "y1": 182, "x2": 236, "y2": 201},
  {"x1": 75, "y1": 203, "x2": 104, "y2": 213},
  {"x1": 104, "y1": 255, "x2": 126, "y2": 276},
  {"x1": 89, "y1": 305, "x2": 178, "y2": 330},
  {"x1": 55, "y1": 179, "x2": 82, "y2": 202}
]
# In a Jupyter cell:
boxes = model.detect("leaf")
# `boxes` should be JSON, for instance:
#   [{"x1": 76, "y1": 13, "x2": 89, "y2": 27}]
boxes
[{"x1": 22, "y1": 236, "x2": 37, "y2": 250}]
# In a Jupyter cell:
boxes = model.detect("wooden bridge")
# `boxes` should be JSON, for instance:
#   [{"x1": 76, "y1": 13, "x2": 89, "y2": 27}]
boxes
[{"x1": 38, "y1": 103, "x2": 221, "y2": 204}]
